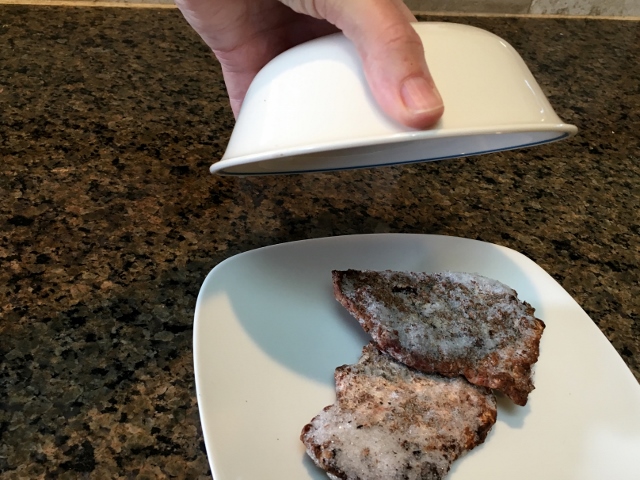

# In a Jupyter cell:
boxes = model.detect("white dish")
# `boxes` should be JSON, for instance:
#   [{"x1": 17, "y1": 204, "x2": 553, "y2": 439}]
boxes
[
  {"x1": 193, "y1": 234, "x2": 640, "y2": 479},
  {"x1": 211, "y1": 23, "x2": 577, "y2": 175}
]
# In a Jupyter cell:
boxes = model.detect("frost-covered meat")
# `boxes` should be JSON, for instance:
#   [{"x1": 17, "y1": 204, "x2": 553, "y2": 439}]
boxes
[
  {"x1": 301, "y1": 343, "x2": 497, "y2": 480},
  {"x1": 332, "y1": 270, "x2": 545, "y2": 406}
]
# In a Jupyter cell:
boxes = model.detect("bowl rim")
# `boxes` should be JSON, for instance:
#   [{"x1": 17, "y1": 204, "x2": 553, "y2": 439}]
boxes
[{"x1": 210, "y1": 122, "x2": 577, "y2": 175}]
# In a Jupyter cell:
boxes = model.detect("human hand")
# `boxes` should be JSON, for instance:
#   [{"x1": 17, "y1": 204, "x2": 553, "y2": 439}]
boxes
[{"x1": 175, "y1": 0, "x2": 444, "y2": 129}]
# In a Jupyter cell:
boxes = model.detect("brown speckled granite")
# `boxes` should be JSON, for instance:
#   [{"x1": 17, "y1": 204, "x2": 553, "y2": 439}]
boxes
[{"x1": 0, "y1": 6, "x2": 638, "y2": 479}]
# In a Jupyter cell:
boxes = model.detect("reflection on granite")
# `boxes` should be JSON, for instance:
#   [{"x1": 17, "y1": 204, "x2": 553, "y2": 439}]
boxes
[{"x1": 0, "y1": 6, "x2": 638, "y2": 478}]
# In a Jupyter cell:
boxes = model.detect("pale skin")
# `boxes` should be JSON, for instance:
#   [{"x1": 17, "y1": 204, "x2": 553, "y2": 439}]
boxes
[{"x1": 175, "y1": 0, "x2": 445, "y2": 129}]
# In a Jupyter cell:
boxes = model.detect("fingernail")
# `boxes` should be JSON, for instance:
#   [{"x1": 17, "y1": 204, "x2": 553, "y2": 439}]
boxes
[{"x1": 401, "y1": 76, "x2": 443, "y2": 114}]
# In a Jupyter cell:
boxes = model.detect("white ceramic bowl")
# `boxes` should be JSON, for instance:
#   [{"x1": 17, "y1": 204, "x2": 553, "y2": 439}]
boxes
[{"x1": 211, "y1": 22, "x2": 577, "y2": 176}]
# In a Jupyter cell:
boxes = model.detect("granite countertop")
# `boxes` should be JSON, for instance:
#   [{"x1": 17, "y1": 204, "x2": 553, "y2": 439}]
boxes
[{"x1": 1, "y1": 6, "x2": 638, "y2": 478}]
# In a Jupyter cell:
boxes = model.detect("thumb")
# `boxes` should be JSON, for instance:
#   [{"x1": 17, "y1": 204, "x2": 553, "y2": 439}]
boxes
[{"x1": 280, "y1": 0, "x2": 444, "y2": 129}]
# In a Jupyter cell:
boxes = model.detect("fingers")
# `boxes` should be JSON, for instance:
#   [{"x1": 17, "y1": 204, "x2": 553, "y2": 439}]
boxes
[
  {"x1": 216, "y1": 12, "x2": 338, "y2": 116},
  {"x1": 175, "y1": 0, "x2": 338, "y2": 117},
  {"x1": 280, "y1": 0, "x2": 444, "y2": 129},
  {"x1": 176, "y1": 0, "x2": 443, "y2": 127}
]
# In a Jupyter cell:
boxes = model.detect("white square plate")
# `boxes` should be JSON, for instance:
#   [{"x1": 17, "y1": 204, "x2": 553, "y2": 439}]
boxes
[{"x1": 193, "y1": 234, "x2": 640, "y2": 479}]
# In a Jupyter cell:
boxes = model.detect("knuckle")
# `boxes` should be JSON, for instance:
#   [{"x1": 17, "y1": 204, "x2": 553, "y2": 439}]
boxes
[{"x1": 380, "y1": 22, "x2": 422, "y2": 52}]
